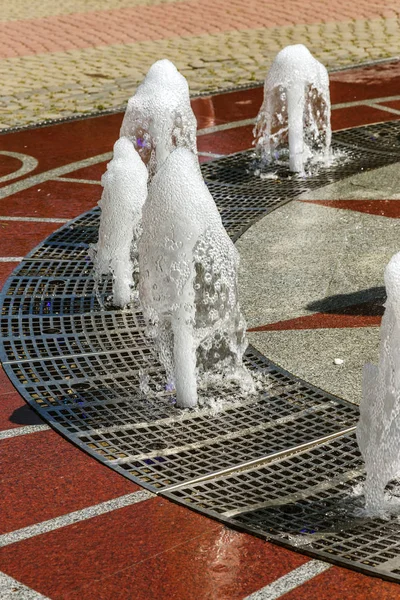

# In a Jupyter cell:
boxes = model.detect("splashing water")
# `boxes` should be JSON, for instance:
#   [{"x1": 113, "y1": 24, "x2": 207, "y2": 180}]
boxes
[
  {"x1": 89, "y1": 137, "x2": 148, "y2": 308},
  {"x1": 139, "y1": 148, "x2": 252, "y2": 408},
  {"x1": 357, "y1": 252, "x2": 400, "y2": 514},
  {"x1": 120, "y1": 59, "x2": 198, "y2": 177},
  {"x1": 254, "y1": 44, "x2": 331, "y2": 174}
]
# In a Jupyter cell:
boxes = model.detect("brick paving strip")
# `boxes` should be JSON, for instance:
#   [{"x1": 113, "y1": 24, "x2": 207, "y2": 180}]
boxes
[{"x1": 1, "y1": 0, "x2": 400, "y2": 127}]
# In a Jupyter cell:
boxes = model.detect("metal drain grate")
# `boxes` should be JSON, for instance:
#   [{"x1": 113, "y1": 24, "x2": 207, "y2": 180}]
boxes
[
  {"x1": 1, "y1": 120, "x2": 400, "y2": 581},
  {"x1": 202, "y1": 121, "x2": 400, "y2": 240},
  {"x1": 166, "y1": 431, "x2": 400, "y2": 582},
  {"x1": 166, "y1": 432, "x2": 400, "y2": 582}
]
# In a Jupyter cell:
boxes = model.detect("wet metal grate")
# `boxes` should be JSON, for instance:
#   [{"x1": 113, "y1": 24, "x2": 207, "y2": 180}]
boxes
[
  {"x1": 1, "y1": 120, "x2": 400, "y2": 581},
  {"x1": 202, "y1": 120, "x2": 400, "y2": 240},
  {"x1": 166, "y1": 432, "x2": 400, "y2": 581}
]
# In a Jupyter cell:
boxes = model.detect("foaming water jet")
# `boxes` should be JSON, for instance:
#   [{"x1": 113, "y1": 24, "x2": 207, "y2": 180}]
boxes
[
  {"x1": 139, "y1": 148, "x2": 252, "y2": 408},
  {"x1": 254, "y1": 44, "x2": 331, "y2": 174},
  {"x1": 357, "y1": 251, "x2": 400, "y2": 514},
  {"x1": 120, "y1": 59, "x2": 197, "y2": 176},
  {"x1": 90, "y1": 137, "x2": 148, "y2": 308}
]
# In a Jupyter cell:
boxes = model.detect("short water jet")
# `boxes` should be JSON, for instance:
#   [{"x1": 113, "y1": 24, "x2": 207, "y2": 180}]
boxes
[
  {"x1": 357, "y1": 251, "x2": 400, "y2": 514},
  {"x1": 90, "y1": 137, "x2": 148, "y2": 308},
  {"x1": 139, "y1": 148, "x2": 250, "y2": 408},
  {"x1": 120, "y1": 59, "x2": 197, "y2": 176},
  {"x1": 254, "y1": 44, "x2": 331, "y2": 174}
]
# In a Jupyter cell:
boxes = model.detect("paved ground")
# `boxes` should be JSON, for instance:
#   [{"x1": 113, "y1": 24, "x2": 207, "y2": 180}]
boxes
[
  {"x1": 238, "y1": 162, "x2": 400, "y2": 404},
  {"x1": 2, "y1": 1, "x2": 400, "y2": 598},
  {"x1": 1, "y1": 0, "x2": 400, "y2": 129},
  {"x1": 1, "y1": 62, "x2": 400, "y2": 598}
]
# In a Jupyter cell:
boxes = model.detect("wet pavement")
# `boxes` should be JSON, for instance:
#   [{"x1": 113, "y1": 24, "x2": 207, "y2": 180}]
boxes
[{"x1": 1, "y1": 24, "x2": 400, "y2": 600}]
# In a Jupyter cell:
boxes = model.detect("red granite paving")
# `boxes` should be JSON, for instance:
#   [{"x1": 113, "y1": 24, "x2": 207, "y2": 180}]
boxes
[
  {"x1": 380, "y1": 99, "x2": 400, "y2": 111},
  {"x1": 249, "y1": 311, "x2": 382, "y2": 332},
  {"x1": 0, "y1": 181, "x2": 101, "y2": 219},
  {"x1": 192, "y1": 87, "x2": 263, "y2": 129},
  {"x1": 0, "y1": 113, "x2": 121, "y2": 188},
  {"x1": 65, "y1": 161, "x2": 108, "y2": 181},
  {"x1": 0, "y1": 391, "x2": 44, "y2": 431},
  {"x1": 329, "y1": 60, "x2": 400, "y2": 104},
  {"x1": 331, "y1": 104, "x2": 400, "y2": 131},
  {"x1": 282, "y1": 565, "x2": 400, "y2": 599},
  {"x1": 0, "y1": 155, "x2": 23, "y2": 179},
  {"x1": 0, "y1": 429, "x2": 139, "y2": 534},
  {"x1": 198, "y1": 124, "x2": 254, "y2": 155},
  {"x1": 0, "y1": 500, "x2": 309, "y2": 600},
  {"x1": 65, "y1": 529, "x2": 309, "y2": 600},
  {"x1": 0, "y1": 219, "x2": 62, "y2": 256},
  {"x1": 0, "y1": 499, "x2": 217, "y2": 597},
  {"x1": 302, "y1": 199, "x2": 400, "y2": 219}
]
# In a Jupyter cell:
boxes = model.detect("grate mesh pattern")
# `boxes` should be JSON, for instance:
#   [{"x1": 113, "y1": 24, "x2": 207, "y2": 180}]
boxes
[
  {"x1": 166, "y1": 432, "x2": 400, "y2": 581},
  {"x1": 202, "y1": 122, "x2": 400, "y2": 240},
  {"x1": 1, "y1": 120, "x2": 400, "y2": 581}
]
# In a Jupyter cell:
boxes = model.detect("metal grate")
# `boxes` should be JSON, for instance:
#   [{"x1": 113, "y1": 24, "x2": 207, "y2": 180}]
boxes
[
  {"x1": 202, "y1": 122, "x2": 400, "y2": 239},
  {"x1": 1, "y1": 120, "x2": 400, "y2": 581},
  {"x1": 166, "y1": 432, "x2": 400, "y2": 582}
]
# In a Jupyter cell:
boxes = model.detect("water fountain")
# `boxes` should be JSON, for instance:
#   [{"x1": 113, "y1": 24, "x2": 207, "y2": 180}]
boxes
[
  {"x1": 90, "y1": 60, "x2": 250, "y2": 408},
  {"x1": 90, "y1": 137, "x2": 148, "y2": 308},
  {"x1": 254, "y1": 44, "x2": 331, "y2": 174},
  {"x1": 357, "y1": 251, "x2": 400, "y2": 514},
  {"x1": 139, "y1": 147, "x2": 250, "y2": 408},
  {"x1": 120, "y1": 59, "x2": 198, "y2": 177},
  {"x1": 5, "y1": 48, "x2": 400, "y2": 588}
]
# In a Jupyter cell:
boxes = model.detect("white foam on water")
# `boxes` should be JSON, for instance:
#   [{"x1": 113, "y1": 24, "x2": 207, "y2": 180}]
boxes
[
  {"x1": 90, "y1": 137, "x2": 148, "y2": 308},
  {"x1": 357, "y1": 251, "x2": 400, "y2": 514},
  {"x1": 139, "y1": 147, "x2": 252, "y2": 408},
  {"x1": 120, "y1": 59, "x2": 197, "y2": 177},
  {"x1": 254, "y1": 44, "x2": 331, "y2": 174}
]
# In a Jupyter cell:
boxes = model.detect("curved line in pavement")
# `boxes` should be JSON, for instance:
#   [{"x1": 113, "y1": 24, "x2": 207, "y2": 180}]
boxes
[
  {"x1": 0, "y1": 152, "x2": 112, "y2": 200},
  {"x1": 0, "y1": 150, "x2": 38, "y2": 184}
]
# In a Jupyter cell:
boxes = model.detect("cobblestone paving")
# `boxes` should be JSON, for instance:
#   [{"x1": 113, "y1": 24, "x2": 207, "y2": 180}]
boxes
[{"x1": 1, "y1": 0, "x2": 400, "y2": 129}]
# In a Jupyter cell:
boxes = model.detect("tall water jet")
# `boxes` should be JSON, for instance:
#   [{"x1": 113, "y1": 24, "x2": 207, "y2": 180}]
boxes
[
  {"x1": 139, "y1": 148, "x2": 250, "y2": 408},
  {"x1": 120, "y1": 59, "x2": 197, "y2": 176},
  {"x1": 254, "y1": 44, "x2": 331, "y2": 174},
  {"x1": 90, "y1": 137, "x2": 148, "y2": 308},
  {"x1": 357, "y1": 252, "x2": 400, "y2": 514}
]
